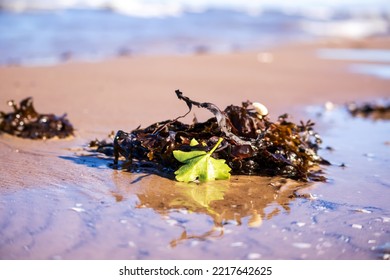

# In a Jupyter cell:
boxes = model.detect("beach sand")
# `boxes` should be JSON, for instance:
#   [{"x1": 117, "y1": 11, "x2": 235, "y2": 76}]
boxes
[{"x1": 0, "y1": 38, "x2": 389, "y2": 259}]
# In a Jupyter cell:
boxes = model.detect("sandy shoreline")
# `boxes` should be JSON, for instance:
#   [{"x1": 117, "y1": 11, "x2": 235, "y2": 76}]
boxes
[
  {"x1": 1, "y1": 38, "x2": 390, "y2": 131},
  {"x1": 0, "y1": 38, "x2": 389, "y2": 260}
]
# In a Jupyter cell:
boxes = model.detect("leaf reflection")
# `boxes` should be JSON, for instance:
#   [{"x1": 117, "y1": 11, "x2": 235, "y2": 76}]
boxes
[{"x1": 111, "y1": 173, "x2": 312, "y2": 247}]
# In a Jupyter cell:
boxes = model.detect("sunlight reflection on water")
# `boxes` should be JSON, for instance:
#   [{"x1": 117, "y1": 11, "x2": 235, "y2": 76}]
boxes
[
  {"x1": 350, "y1": 64, "x2": 390, "y2": 79},
  {"x1": 318, "y1": 48, "x2": 390, "y2": 79}
]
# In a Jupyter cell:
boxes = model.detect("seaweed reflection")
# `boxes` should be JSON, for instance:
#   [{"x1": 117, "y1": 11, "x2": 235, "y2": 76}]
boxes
[{"x1": 111, "y1": 173, "x2": 312, "y2": 247}]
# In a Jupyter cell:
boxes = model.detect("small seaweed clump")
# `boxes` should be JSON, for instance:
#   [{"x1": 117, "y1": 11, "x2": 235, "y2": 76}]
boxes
[
  {"x1": 0, "y1": 97, "x2": 74, "y2": 139},
  {"x1": 347, "y1": 99, "x2": 390, "y2": 120},
  {"x1": 91, "y1": 90, "x2": 329, "y2": 182}
]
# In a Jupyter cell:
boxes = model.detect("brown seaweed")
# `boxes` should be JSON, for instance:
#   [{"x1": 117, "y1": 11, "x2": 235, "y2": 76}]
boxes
[
  {"x1": 0, "y1": 97, "x2": 74, "y2": 139},
  {"x1": 93, "y1": 90, "x2": 329, "y2": 182},
  {"x1": 347, "y1": 99, "x2": 390, "y2": 120}
]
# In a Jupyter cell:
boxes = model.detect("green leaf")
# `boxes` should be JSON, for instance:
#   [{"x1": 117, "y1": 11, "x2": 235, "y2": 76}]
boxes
[
  {"x1": 189, "y1": 138, "x2": 199, "y2": 146},
  {"x1": 169, "y1": 183, "x2": 228, "y2": 210},
  {"x1": 173, "y1": 150, "x2": 206, "y2": 163},
  {"x1": 173, "y1": 138, "x2": 231, "y2": 183}
]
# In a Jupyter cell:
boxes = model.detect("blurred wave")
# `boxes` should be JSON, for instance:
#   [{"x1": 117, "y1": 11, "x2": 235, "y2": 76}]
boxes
[
  {"x1": 1, "y1": 0, "x2": 390, "y2": 17},
  {"x1": 0, "y1": 0, "x2": 389, "y2": 66}
]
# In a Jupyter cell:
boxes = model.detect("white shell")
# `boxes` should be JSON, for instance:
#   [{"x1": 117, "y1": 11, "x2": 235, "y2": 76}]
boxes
[
  {"x1": 248, "y1": 212, "x2": 262, "y2": 228},
  {"x1": 252, "y1": 102, "x2": 269, "y2": 117}
]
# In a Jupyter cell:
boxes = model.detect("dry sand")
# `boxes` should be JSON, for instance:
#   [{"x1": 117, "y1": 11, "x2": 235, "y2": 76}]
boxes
[{"x1": 0, "y1": 38, "x2": 389, "y2": 259}]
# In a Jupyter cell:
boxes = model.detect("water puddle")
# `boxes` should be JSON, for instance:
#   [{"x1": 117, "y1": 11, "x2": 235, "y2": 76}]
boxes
[
  {"x1": 318, "y1": 48, "x2": 390, "y2": 80},
  {"x1": 0, "y1": 102, "x2": 389, "y2": 259},
  {"x1": 349, "y1": 64, "x2": 390, "y2": 80},
  {"x1": 112, "y1": 174, "x2": 311, "y2": 249}
]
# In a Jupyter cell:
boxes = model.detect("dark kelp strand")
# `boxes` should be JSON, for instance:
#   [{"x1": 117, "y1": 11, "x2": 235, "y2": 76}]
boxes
[{"x1": 0, "y1": 97, "x2": 74, "y2": 139}]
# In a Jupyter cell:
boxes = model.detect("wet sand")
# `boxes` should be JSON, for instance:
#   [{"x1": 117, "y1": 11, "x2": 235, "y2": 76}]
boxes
[{"x1": 0, "y1": 37, "x2": 389, "y2": 259}]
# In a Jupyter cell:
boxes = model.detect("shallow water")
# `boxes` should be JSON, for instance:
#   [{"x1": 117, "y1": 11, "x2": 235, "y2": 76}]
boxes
[
  {"x1": 318, "y1": 48, "x2": 390, "y2": 80},
  {"x1": 350, "y1": 64, "x2": 390, "y2": 80},
  {"x1": 0, "y1": 104, "x2": 389, "y2": 259},
  {"x1": 1, "y1": 3, "x2": 389, "y2": 66},
  {"x1": 0, "y1": 8, "x2": 308, "y2": 66}
]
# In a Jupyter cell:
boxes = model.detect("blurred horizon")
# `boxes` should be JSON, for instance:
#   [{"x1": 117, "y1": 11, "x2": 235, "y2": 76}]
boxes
[
  {"x1": 1, "y1": 0, "x2": 389, "y2": 66},
  {"x1": 1, "y1": 0, "x2": 390, "y2": 15}
]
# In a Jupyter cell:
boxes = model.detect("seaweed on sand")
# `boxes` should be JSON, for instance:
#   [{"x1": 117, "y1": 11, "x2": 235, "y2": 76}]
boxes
[
  {"x1": 347, "y1": 99, "x2": 390, "y2": 120},
  {"x1": 0, "y1": 97, "x2": 74, "y2": 139},
  {"x1": 91, "y1": 90, "x2": 329, "y2": 182}
]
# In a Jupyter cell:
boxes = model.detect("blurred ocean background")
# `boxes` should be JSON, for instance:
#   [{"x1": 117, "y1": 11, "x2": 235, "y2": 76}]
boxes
[{"x1": 0, "y1": 0, "x2": 389, "y2": 66}]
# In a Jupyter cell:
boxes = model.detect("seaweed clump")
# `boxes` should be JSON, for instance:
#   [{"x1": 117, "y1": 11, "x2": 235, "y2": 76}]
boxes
[
  {"x1": 347, "y1": 99, "x2": 390, "y2": 120},
  {"x1": 0, "y1": 97, "x2": 74, "y2": 139},
  {"x1": 93, "y1": 90, "x2": 329, "y2": 182}
]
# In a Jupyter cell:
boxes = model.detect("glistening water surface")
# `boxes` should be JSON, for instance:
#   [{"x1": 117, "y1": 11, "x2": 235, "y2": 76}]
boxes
[
  {"x1": 1, "y1": 2, "x2": 389, "y2": 66},
  {"x1": 317, "y1": 48, "x2": 390, "y2": 80},
  {"x1": 0, "y1": 103, "x2": 389, "y2": 259}
]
